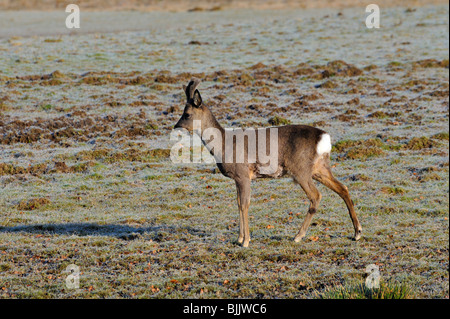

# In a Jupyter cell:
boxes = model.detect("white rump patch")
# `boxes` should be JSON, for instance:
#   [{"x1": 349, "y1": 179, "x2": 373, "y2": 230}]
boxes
[{"x1": 317, "y1": 133, "x2": 331, "y2": 156}]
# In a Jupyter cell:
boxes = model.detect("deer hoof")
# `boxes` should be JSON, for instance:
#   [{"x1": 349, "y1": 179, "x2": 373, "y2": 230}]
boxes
[
  {"x1": 293, "y1": 235, "x2": 303, "y2": 243},
  {"x1": 354, "y1": 230, "x2": 362, "y2": 241},
  {"x1": 237, "y1": 236, "x2": 244, "y2": 244}
]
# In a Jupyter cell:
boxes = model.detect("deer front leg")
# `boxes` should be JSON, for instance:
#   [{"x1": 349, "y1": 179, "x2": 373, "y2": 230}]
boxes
[
  {"x1": 236, "y1": 185, "x2": 244, "y2": 244},
  {"x1": 235, "y1": 179, "x2": 251, "y2": 247}
]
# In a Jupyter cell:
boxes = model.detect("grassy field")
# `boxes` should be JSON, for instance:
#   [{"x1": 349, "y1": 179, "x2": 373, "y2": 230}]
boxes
[{"x1": 0, "y1": 5, "x2": 448, "y2": 298}]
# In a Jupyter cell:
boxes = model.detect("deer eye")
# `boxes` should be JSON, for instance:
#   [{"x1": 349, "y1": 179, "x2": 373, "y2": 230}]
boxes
[{"x1": 184, "y1": 113, "x2": 191, "y2": 119}]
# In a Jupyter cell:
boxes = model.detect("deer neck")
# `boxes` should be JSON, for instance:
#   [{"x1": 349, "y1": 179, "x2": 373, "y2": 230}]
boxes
[
  {"x1": 198, "y1": 108, "x2": 226, "y2": 162},
  {"x1": 205, "y1": 107, "x2": 224, "y2": 133}
]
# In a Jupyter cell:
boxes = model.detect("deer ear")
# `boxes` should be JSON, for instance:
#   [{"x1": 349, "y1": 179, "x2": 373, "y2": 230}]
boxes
[{"x1": 192, "y1": 89, "x2": 202, "y2": 107}]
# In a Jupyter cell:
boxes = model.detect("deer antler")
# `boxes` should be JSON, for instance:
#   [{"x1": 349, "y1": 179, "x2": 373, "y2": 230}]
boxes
[{"x1": 184, "y1": 78, "x2": 201, "y2": 100}]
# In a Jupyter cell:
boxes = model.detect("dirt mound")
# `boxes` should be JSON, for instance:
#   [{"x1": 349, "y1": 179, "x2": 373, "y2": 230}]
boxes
[
  {"x1": 16, "y1": 198, "x2": 51, "y2": 211},
  {"x1": 0, "y1": 113, "x2": 159, "y2": 145}
]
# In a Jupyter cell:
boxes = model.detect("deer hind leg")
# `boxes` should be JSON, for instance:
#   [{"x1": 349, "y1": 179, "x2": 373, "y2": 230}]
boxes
[
  {"x1": 312, "y1": 156, "x2": 362, "y2": 240},
  {"x1": 293, "y1": 175, "x2": 322, "y2": 242}
]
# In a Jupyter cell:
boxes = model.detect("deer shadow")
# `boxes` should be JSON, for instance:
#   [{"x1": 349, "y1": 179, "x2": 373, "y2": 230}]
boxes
[{"x1": 0, "y1": 222, "x2": 208, "y2": 241}]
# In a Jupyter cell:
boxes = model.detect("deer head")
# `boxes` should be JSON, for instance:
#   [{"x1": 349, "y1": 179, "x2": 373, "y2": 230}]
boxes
[{"x1": 174, "y1": 79, "x2": 219, "y2": 134}]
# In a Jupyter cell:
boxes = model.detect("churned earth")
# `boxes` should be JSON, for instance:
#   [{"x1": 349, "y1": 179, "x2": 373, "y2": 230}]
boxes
[{"x1": 0, "y1": 4, "x2": 448, "y2": 298}]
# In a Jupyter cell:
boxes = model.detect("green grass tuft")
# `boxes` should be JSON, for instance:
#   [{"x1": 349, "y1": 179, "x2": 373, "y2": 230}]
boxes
[{"x1": 319, "y1": 281, "x2": 415, "y2": 299}]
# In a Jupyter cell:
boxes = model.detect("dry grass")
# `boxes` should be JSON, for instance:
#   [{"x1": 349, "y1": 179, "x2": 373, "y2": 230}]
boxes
[{"x1": 0, "y1": 5, "x2": 448, "y2": 299}]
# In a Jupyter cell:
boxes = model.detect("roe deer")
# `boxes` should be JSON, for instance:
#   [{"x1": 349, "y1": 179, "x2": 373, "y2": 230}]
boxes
[{"x1": 174, "y1": 78, "x2": 362, "y2": 247}]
